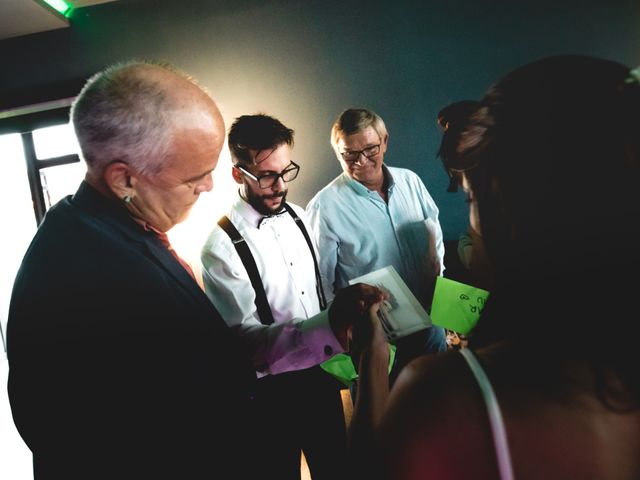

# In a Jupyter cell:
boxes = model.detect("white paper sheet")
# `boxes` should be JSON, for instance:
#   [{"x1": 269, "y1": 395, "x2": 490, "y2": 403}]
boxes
[{"x1": 349, "y1": 265, "x2": 432, "y2": 341}]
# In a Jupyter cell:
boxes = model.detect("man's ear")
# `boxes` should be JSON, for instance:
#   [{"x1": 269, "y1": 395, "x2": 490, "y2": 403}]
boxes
[
  {"x1": 104, "y1": 162, "x2": 134, "y2": 200},
  {"x1": 231, "y1": 165, "x2": 244, "y2": 185},
  {"x1": 381, "y1": 133, "x2": 389, "y2": 152}
]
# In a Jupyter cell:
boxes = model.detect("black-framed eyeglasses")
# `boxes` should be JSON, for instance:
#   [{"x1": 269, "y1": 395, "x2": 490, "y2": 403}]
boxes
[
  {"x1": 340, "y1": 144, "x2": 381, "y2": 163},
  {"x1": 235, "y1": 161, "x2": 300, "y2": 189}
]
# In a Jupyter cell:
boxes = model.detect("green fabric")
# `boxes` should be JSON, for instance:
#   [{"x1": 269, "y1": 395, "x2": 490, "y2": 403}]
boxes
[
  {"x1": 430, "y1": 276, "x2": 490, "y2": 335},
  {"x1": 320, "y1": 344, "x2": 397, "y2": 387}
]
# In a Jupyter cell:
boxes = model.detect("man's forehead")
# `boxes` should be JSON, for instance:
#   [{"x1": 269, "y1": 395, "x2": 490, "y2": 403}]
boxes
[
  {"x1": 249, "y1": 147, "x2": 276, "y2": 164},
  {"x1": 339, "y1": 127, "x2": 380, "y2": 145},
  {"x1": 249, "y1": 143, "x2": 290, "y2": 165}
]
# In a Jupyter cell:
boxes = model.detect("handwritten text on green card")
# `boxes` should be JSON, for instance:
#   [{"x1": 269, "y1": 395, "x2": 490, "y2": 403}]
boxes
[{"x1": 430, "y1": 277, "x2": 490, "y2": 335}]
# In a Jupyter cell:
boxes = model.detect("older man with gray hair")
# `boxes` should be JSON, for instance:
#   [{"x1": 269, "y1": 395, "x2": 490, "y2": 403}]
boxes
[
  {"x1": 307, "y1": 108, "x2": 447, "y2": 384},
  {"x1": 7, "y1": 61, "x2": 258, "y2": 479}
]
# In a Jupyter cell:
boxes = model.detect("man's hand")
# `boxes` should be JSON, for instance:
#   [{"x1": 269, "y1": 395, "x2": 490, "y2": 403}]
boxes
[{"x1": 328, "y1": 283, "x2": 386, "y2": 351}]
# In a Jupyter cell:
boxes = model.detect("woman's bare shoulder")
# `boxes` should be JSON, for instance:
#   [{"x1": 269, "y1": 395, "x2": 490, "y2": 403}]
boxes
[
  {"x1": 377, "y1": 348, "x2": 640, "y2": 480},
  {"x1": 377, "y1": 350, "x2": 501, "y2": 479}
]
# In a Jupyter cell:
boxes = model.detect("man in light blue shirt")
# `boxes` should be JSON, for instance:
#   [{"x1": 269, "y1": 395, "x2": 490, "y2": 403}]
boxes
[{"x1": 306, "y1": 108, "x2": 447, "y2": 379}]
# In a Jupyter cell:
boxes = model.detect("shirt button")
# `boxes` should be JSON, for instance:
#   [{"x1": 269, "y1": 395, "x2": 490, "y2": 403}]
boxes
[
  {"x1": 301, "y1": 291, "x2": 304, "y2": 295},
  {"x1": 324, "y1": 345, "x2": 333, "y2": 356}
]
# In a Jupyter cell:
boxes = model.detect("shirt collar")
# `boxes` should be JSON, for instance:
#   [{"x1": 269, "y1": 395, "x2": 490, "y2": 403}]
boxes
[{"x1": 131, "y1": 216, "x2": 164, "y2": 236}]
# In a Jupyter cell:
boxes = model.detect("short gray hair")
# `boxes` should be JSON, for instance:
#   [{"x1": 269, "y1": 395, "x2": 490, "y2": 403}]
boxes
[
  {"x1": 70, "y1": 60, "x2": 196, "y2": 176},
  {"x1": 330, "y1": 108, "x2": 388, "y2": 152}
]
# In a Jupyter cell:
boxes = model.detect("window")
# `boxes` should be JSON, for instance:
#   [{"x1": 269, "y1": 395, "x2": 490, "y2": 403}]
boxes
[{"x1": 32, "y1": 123, "x2": 85, "y2": 210}]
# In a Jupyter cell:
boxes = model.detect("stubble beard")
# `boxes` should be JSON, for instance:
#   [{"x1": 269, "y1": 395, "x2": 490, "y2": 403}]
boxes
[{"x1": 248, "y1": 188, "x2": 287, "y2": 216}]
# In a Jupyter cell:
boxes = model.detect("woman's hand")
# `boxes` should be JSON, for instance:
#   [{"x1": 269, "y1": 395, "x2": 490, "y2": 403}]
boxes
[
  {"x1": 329, "y1": 282, "x2": 385, "y2": 351},
  {"x1": 351, "y1": 302, "x2": 390, "y2": 371}
]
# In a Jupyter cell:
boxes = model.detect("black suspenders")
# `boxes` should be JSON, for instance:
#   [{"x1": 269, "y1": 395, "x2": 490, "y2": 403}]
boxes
[
  {"x1": 217, "y1": 203, "x2": 327, "y2": 326},
  {"x1": 218, "y1": 216, "x2": 276, "y2": 325},
  {"x1": 282, "y1": 203, "x2": 328, "y2": 312}
]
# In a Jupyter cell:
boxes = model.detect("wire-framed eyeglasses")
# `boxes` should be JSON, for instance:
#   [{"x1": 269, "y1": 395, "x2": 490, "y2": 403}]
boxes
[
  {"x1": 340, "y1": 144, "x2": 381, "y2": 163},
  {"x1": 235, "y1": 161, "x2": 300, "y2": 189}
]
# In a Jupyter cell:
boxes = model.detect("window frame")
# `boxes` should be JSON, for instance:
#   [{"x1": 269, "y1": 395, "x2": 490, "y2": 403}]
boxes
[{"x1": 0, "y1": 98, "x2": 81, "y2": 225}]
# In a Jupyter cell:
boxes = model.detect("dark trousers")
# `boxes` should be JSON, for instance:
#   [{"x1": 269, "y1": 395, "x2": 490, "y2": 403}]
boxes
[{"x1": 253, "y1": 365, "x2": 347, "y2": 480}]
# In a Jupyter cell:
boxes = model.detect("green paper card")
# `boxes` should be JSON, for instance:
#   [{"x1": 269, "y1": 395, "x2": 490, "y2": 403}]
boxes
[
  {"x1": 430, "y1": 277, "x2": 490, "y2": 335},
  {"x1": 320, "y1": 344, "x2": 397, "y2": 387}
]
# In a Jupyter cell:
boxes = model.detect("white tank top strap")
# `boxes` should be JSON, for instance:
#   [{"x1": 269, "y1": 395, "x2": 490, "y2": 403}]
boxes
[{"x1": 459, "y1": 348, "x2": 515, "y2": 480}]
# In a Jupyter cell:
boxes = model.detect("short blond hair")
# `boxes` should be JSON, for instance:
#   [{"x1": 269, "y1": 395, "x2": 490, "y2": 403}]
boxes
[{"x1": 330, "y1": 108, "x2": 388, "y2": 153}]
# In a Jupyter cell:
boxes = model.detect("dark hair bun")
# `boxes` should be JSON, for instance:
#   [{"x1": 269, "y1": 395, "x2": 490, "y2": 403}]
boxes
[{"x1": 436, "y1": 100, "x2": 480, "y2": 131}]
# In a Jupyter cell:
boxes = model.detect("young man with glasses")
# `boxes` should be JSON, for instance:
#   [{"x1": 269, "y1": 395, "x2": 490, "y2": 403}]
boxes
[
  {"x1": 306, "y1": 108, "x2": 448, "y2": 385},
  {"x1": 200, "y1": 114, "x2": 376, "y2": 479}
]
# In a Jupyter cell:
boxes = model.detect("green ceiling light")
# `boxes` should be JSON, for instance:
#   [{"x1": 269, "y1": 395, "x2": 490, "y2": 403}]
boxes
[{"x1": 41, "y1": 0, "x2": 73, "y2": 18}]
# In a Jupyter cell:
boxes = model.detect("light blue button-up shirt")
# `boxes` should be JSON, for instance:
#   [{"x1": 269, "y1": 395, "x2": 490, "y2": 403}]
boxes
[{"x1": 306, "y1": 165, "x2": 444, "y2": 311}]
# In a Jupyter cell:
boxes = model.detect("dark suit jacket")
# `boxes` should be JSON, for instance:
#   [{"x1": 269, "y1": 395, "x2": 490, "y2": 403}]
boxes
[{"x1": 7, "y1": 182, "x2": 257, "y2": 479}]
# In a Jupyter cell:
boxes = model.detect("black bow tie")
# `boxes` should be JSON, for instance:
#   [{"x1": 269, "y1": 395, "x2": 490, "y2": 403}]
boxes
[{"x1": 257, "y1": 210, "x2": 286, "y2": 228}]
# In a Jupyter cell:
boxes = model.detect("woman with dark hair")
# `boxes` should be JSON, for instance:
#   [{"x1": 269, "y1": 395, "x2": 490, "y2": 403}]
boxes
[
  {"x1": 437, "y1": 99, "x2": 495, "y2": 292},
  {"x1": 350, "y1": 55, "x2": 640, "y2": 479}
]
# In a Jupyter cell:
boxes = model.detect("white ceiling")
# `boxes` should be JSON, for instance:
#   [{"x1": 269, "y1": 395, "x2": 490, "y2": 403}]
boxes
[{"x1": 0, "y1": 0, "x2": 119, "y2": 41}]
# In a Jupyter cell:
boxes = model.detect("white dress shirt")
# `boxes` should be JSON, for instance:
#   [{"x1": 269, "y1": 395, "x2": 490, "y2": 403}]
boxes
[{"x1": 201, "y1": 195, "x2": 343, "y2": 377}]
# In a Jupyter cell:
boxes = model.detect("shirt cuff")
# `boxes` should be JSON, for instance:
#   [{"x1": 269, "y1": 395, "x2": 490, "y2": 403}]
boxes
[{"x1": 300, "y1": 309, "x2": 345, "y2": 360}]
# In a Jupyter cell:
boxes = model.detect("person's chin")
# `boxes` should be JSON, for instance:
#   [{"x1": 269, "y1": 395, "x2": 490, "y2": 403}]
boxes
[
  {"x1": 266, "y1": 198, "x2": 283, "y2": 212},
  {"x1": 350, "y1": 166, "x2": 368, "y2": 178},
  {"x1": 260, "y1": 196, "x2": 284, "y2": 214},
  {"x1": 351, "y1": 171, "x2": 368, "y2": 183}
]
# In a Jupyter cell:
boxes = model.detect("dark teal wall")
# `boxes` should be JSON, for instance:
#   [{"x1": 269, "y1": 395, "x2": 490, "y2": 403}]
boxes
[{"x1": 2, "y1": 0, "x2": 638, "y2": 239}]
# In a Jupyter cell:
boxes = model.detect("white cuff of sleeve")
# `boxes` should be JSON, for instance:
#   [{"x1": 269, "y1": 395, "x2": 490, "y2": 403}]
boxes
[{"x1": 300, "y1": 308, "x2": 344, "y2": 360}]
